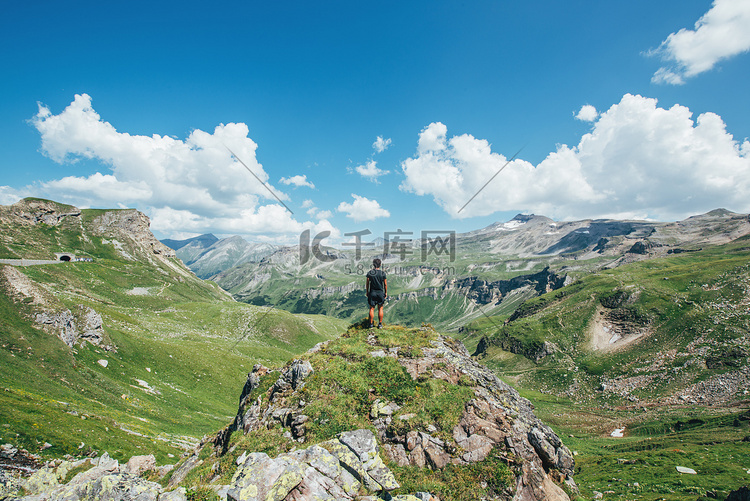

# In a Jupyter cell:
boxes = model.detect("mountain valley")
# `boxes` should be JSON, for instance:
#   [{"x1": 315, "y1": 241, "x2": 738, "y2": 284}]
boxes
[{"x1": 1, "y1": 199, "x2": 749, "y2": 500}]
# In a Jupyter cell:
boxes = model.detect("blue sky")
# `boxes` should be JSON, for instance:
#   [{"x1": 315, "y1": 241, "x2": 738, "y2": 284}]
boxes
[{"x1": 2, "y1": 0, "x2": 749, "y2": 244}]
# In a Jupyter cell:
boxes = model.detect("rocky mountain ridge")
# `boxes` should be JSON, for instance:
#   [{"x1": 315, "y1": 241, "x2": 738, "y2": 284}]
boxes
[
  {"x1": 0, "y1": 198, "x2": 180, "y2": 271},
  {"x1": 201, "y1": 326, "x2": 575, "y2": 500},
  {"x1": 163, "y1": 234, "x2": 280, "y2": 279},
  {"x1": 208, "y1": 209, "x2": 750, "y2": 329}
]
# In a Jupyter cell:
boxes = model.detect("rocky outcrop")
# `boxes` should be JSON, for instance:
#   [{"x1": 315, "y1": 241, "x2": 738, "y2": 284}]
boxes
[
  {"x1": 4, "y1": 452, "x2": 172, "y2": 501},
  {"x1": 215, "y1": 329, "x2": 576, "y2": 500},
  {"x1": 35, "y1": 305, "x2": 105, "y2": 348},
  {"x1": 303, "y1": 282, "x2": 359, "y2": 299},
  {"x1": 227, "y1": 429, "x2": 399, "y2": 501},
  {"x1": 0, "y1": 199, "x2": 81, "y2": 227},
  {"x1": 445, "y1": 267, "x2": 568, "y2": 306},
  {"x1": 91, "y1": 210, "x2": 175, "y2": 260},
  {"x1": 391, "y1": 335, "x2": 575, "y2": 499}
]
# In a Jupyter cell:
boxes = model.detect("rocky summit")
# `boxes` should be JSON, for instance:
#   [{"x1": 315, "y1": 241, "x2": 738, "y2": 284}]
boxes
[{"x1": 203, "y1": 325, "x2": 576, "y2": 500}]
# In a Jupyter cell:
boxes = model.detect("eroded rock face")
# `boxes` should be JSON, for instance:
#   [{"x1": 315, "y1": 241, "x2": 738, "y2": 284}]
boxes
[
  {"x1": 91, "y1": 210, "x2": 175, "y2": 259},
  {"x1": 389, "y1": 335, "x2": 575, "y2": 500},
  {"x1": 1, "y1": 199, "x2": 82, "y2": 227}
]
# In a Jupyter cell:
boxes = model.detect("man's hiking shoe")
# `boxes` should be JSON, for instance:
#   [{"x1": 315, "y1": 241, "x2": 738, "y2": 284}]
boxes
[
  {"x1": 369, "y1": 323, "x2": 374, "y2": 329},
  {"x1": 378, "y1": 323, "x2": 383, "y2": 329}
]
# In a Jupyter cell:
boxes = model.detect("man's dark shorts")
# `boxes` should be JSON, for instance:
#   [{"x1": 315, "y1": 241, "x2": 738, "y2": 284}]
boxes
[{"x1": 368, "y1": 290, "x2": 385, "y2": 307}]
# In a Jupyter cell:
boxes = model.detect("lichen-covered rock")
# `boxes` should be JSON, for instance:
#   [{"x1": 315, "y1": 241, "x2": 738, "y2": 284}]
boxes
[
  {"x1": 17, "y1": 452, "x2": 165, "y2": 501},
  {"x1": 1, "y1": 468, "x2": 24, "y2": 501},
  {"x1": 224, "y1": 429, "x2": 399, "y2": 501},
  {"x1": 56, "y1": 473, "x2": 161, "y2": 501},
  {"x1": 158, "y1": 487, "x2": 187, "y2": 501},
  {"x1": 227, "y1": 453, "x2": 305, "y2": 501},
  {"x1": 22, "y1": 468, "x2": 59, "y2": 497}
]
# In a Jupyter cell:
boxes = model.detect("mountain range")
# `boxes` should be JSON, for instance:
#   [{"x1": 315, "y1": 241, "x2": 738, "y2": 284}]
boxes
[
  {"x1": 2, "y1": 198, "x2": 749, "y2": 500},
  {"x1": 162, "y1": 234, "x2": 280, "y2": 279},
  {"x1": 196, "y1": 209, "x2": 750, "y2": 330}
]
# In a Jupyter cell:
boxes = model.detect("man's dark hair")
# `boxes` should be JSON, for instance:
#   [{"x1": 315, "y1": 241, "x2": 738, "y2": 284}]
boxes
[{"x1": 373, "y1": 258, "x2": 382, "y2": 268}]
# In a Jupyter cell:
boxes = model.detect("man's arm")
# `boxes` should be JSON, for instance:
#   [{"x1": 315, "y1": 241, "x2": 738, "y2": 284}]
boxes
[
  {"x1": 384, "y1": 278, "x2": 387, "y2": 297},
  {"x1": 366, "y1": 276, "x2": 371, "y2": 295}
]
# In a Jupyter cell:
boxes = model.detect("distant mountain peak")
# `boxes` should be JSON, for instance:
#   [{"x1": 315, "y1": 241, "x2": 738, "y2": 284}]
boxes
[
  {"x1": 511, "y1": 213, "x2": 536, "y2": 222},
  {"x1": 705, "y1": 208, "x2": 736, "y2": 217},
  {"x1": 161, "y1": 233, "x2": 218, "y2": 251}
]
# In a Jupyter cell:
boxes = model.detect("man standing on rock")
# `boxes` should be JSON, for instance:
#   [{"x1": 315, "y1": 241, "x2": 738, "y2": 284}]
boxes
[{"x1": 366, "y1": 258, "x2": 387, "y2": 329}]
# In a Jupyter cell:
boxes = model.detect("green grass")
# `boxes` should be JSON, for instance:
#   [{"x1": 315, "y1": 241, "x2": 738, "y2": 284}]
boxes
[
  {"x1": 506, "y1": 387, "x2": 750, "y2": 500},
  {"x1": 466, "y1": 238, "x2": 750, "y2": 401},
  {"x1": 390, "y1": 451, "x2": 515, "y2": 500},
  {"x1": 0, "y1": 207, "x2": 347, "y2": 463}
]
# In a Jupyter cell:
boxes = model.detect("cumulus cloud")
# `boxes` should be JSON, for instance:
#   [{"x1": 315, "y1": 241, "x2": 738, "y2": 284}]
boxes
[
  {"x1": 649, "y1": 0, "x2": 750, "y2": 84},
  {"x1": 575, "y1": 105, "x2": 599, "y2": 122},
  {"x1": 279, "y1": 174, "x2": 315, "y2": 188},
  {"x1": 29, "y1": 94, "x2": 331, "y2": 241},
  {"x1": 150, "y1": 204, "x2": 337, "y2": 238},
  {"x1": 373, "y1": 136, "x2": 392, "y2": 153},
  {"x1": 401, "y1": 94, "x2": 750, "y2": 221},
  {"x1": 300, "y1": 199, "x2": 333, "y2": 220},
  {"x1": 337, "y1": 194, "x2": 390, "y2": 222},
  {"x1": 354, "y1": 160, "x2": 389, "y2": 183}
]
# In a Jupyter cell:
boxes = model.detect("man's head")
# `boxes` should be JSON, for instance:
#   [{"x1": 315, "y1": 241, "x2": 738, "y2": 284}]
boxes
[{"x1": 372, "y1": 258, "x2": 382, "y2": 269}]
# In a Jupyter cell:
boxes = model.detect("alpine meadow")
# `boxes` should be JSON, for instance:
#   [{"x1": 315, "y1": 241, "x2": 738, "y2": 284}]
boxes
[{"x1": 2, "y1": 1, "x2": 750, "y2": 500}]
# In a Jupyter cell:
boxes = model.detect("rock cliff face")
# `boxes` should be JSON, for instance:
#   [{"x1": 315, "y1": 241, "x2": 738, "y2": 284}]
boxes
[
  {"x1": 90, "y1": 209, "x2": 176, "y2": 261},
  {"x1": 35, "y1": 305, "x2": 106, "y2": 348},
  {"x1": 0, "y1": 265, "x2": 111, "y2": 349},
  {"x1": 0, "y1": 198, "x2": 177, "y2": 263},
  {"x1": 212, "y1": 326, "x2": 575, "y2": 500}
]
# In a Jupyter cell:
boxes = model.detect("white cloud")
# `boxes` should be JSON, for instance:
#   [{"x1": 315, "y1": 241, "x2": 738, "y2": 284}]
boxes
[
  {"x1": 575, "y1": 104, "x2": 599, "y2": 122},
  {"x1": 355, "y1": 160, "x2": 389, "y2": 183},
  {"x1": 650, "y1": 0, "x2": 750, "y2": 84},
  {"x1": 401, "y1": 94, "x2": 750, "y2": 221},
  {"x1": 373, "y1": 136, "x2": 392, "y2": 153},
  {"x1": 279, "y1": 174, "x2": 315, "y2": 189},
  {"x1": 28, "y1": 94, "x2": 337, "y2": 241},
  {"x1": 0, "y1": 186, "x2": 27, "y2": 206},
  {"x1": 337, "y1": 194, "x2": 390, "y2": 222},
  {"x1": 301, "y1": 200, "x2": 333, "y2": 220},
  {"x1": 151, "y1": 205, "x2": 339, "y2": 242}
]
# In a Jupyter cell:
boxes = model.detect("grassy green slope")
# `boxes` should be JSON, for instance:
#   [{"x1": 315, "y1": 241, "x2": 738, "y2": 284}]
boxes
[
  {"x1": 458, "y1": 237, "x2": 750, "y2": 499},
  {"x1": 466, "y1": 236, "x2": 750, "y2": 401},
  {"x1": 0, "y1": 203, "x2": 346, "y2": 464}
]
